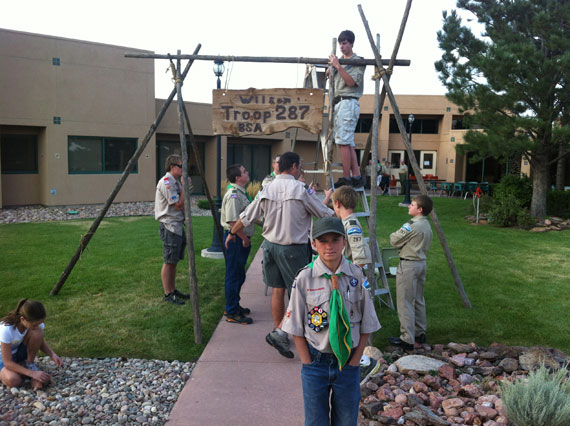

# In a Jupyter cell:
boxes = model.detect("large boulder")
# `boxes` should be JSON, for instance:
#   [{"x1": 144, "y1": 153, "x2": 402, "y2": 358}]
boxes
[{"x1": 519, "y1": 347, "x2": 561, "y2": 371}]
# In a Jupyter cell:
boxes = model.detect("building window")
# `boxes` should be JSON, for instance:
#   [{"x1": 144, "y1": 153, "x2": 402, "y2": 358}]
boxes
[
  {"x1": 452, "y1": 116, "x2": 465, "y2": 130},
  {"x1": 389, "y1": 117, "x2": 439, "y2": 134},
  {"x1": 1, "y1": 134, "x2": 38, "y2": 174},
  {"x1": 156, "y1": 138, "x2": 204, "y2": 194},
  {"x1": 68, "y1": 136, "x2": 137, "y2": 173},
  {"x1": 355, "y1": 116, "x2": 373, "y2": 133}
]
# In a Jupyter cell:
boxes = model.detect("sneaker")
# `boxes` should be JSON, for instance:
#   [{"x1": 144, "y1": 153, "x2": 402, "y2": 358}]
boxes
[
  {"x1": 173, "y1": 289, "x2": 190, "y2": 300},
  {"x1": 266, "y1": 331, "x2": 294, "y2": 359},
  {"x1": 360, "y1": 357, "x2": 380, "y2": 382},
  {"x1": 226, "y1": 313, "x2": 253, "y2": 324},
  {"x1": 388, "y1": 337, "x2": 414, "y2": 350},
  {"x1": 351, "y1": 176, "x2": 365, "y2": 188},
  {"x1": 224, "y1": 306, "x2": 251, "y2": 317},
  {"x1": 415, "y1": 333, "x2": 426, "y2": 344},
  {"x1": 334, "y1": 177, "x2": 351, "y2": 188},
  {"x1": 164, "y1": 293, "x2": 185, "y2": 305}
]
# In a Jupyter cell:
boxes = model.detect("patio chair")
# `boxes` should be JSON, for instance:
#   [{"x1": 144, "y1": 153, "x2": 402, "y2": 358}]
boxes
[
  {"x1": 451, "y1": 181, "x2": 465, "y2": 198},
  {"x1": 440, "y1": 182, "x2": 452, "y2": 196},
  {"x1": 429, "y1": 181, "x2": 438, "y2": 195}
]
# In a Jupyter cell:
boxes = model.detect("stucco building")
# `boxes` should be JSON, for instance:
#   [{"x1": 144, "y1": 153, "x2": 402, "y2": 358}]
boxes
[{"x1": 0, "y1": 28, "x2": 518, "y2": 207}]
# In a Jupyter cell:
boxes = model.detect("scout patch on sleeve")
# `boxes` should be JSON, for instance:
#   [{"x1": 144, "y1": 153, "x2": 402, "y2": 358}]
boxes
[
  {"x1": 307, "y1": 187, "x2": 314, "y2": 195},
  {"x1": 401, "y1": 223, "x2": 412, "y2": 232},
  {"x1": 347, "y1": 226, "x2": 362, "y2": 235},
  {"x1": 348, "y1": 219, "x2": 359, "y2": 226}
]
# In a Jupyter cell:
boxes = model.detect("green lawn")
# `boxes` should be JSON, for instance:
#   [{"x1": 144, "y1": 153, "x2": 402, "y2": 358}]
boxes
[
  {"x1": 0, "y1": 216, "x2": 262, "y2": 362},
  {"x1": 1, "y1": 197, "x2": 568, "y2": 362}
]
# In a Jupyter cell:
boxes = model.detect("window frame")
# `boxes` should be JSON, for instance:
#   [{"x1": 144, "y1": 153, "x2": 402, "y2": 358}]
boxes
[
  {"x1": 0, "y1": 134, "x2": 39, "y2": 174},
  {"x1": 68, "y1": 136, "x2": 138, "y2": 174}
]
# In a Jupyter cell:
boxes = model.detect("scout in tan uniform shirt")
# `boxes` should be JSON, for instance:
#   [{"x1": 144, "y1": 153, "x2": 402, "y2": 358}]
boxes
[
  {"x1": 154, "y1": 154, "x2": 191, "y2": 305},
  {"x1": 332, "y1": 186, "x2": 372, "y2": 267},
  {"x1": 221, "y1": 164, "x2": 255, "y2": 325},
  {"x1": 389, "y1": 195, "x2": 433, "y2": 350},
  {"x1": 282, "y1": 216, "x2": 380, "y2": 426},
  {"x1": 226, "y1": 152, "x2": 333, "y2": 359}
]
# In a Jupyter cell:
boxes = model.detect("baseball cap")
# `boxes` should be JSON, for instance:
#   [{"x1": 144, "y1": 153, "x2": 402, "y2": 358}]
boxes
[{"x1": 312, "y1": 216, "x2": 346, "y2": 239}]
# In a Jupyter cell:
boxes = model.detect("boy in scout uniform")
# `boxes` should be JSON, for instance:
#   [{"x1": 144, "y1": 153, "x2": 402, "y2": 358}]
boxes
[
  {"x1": 389, "y1": 195, "x2": 433, "y2": 350},
  {"x1": 327, "y1": 30, "x2": 366, "y2": 188},
  {"x1": 221, "y1": 164, "x2": 254, "y2": 324},
  {"x1": 282, "y1": 217, "x2": 381, "y2": 425},
  {"x1": 155, "y1": 154, "x2": 191, "y2": 305},
  {"x1": 331, "y1": 186, "x2": 372, "y2": 268}
]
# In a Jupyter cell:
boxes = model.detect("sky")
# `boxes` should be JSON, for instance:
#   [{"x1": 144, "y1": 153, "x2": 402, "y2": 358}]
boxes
[{"x1": 1, "y1": 0, "x2": 473, "y2": 103}]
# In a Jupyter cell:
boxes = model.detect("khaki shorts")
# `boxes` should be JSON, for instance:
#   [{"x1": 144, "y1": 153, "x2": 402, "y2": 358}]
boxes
[
  {"x1": 159, "y1": 223, "x2": 186, "y2": 264},
  {"x1": 334, "y1": 99, "x2": 360, "y2": 146},
  {"x1": 262, "y1": 241, "x2": 311, "y2": 291}
]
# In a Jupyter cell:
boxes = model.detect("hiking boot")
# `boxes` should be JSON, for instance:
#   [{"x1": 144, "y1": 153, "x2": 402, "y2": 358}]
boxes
[
  {"x1": 351, "y1": 176, "x2": 365, "y2": 188},
  {"x1": 415, "y1": 333, "x2": 426, "y2": 344},
  {"x1": 333, "y1": 177, "x2": 351, "y2": 188},
  {"x1": 389, "y1": 337, "x2": 414, "y2": 350},
  {"x1": 266, "y1": 330, "x2": 294, "y2": 359},
  {"x1": 164, "y1": 293, "x2": 185, "y2": 305},
  {"x1": 173, "y1": 289, "x2": 190, "y2": 299},
  {"x1": 226, "y1": 313, "x2": 253, "y2": 324}
]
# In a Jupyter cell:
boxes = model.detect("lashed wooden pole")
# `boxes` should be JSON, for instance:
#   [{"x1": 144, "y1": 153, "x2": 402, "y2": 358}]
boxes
[
  {"x1": 174, "y1": 52, "x2": 202, "y2": 343},
  {"x1": 359, "y1": 0, "x2": 413, "y2": 178},
  {"x1": 358, "y1": 4, "x2": 472, "y2": 308},
  {"x1": 125, "y1": 53, "x2": 410, "y2": 68},
  {"x1": 50, "y1": 44, "x2": 202, "y2": 296}
]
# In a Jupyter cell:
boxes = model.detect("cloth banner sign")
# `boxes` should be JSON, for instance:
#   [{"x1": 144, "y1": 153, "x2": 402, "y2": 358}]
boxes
[{"x1": 212, "y1": 88, "x2": 324, "y2": 136}]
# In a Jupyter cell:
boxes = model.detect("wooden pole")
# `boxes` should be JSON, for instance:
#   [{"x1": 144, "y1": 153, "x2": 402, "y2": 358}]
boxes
[
  {"x1": 358, "y1": 4, "x2": 472, "y2": 308},
  {"x1": 325, "y1": 39, "x2": 337, "y2": 188},
  {"x1": 50, "y1": 44, "x2": 202, "y2": 296},
  {"x1": 359, "y1": 0, "x2": 412, "y2": 178},
  {"x1": 367, "y1": 34, "x2": 381, "y2": 289},
  {"x1": 175, "y1": 53, "x2": 203, "y2": 343},
  {"x1": 125, "y1": 52, "x2": 410, "y2": 68}
]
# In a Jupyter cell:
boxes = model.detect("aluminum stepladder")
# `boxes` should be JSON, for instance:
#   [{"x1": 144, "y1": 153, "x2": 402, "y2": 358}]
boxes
[{"x1": 296, "y1": 65, "x2": 395, "y2": 310}]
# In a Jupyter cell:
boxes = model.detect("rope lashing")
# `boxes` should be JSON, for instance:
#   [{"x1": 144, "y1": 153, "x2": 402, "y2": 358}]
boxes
[{"x1": 371, "y1": 67, "x2": 392, "y2": 80}]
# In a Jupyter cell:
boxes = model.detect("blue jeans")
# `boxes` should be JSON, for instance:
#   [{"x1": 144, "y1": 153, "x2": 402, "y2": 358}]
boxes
[
  {"x1": 224, "y1": 230, "x2": 251, "y2": 315},
  {"x1": 301, "y1": 346, "x2": 361, "y2": 426},
  {"x1": 0, "y1": 343, "x2": 27, "y2": 370}
]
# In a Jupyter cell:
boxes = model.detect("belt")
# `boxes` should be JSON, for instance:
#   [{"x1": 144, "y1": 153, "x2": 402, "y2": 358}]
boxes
[
  {"x1": 401, "y1": 258, "x2": 421, "y2": 262},
  {"x1": 333, "y1": 96, "x2": 358, "y2": 105}
]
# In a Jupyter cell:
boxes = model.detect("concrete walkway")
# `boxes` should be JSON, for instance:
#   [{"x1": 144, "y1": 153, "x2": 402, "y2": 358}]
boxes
[{"x1": 166, "y1": 248, "x2": 304, "y2": 426}]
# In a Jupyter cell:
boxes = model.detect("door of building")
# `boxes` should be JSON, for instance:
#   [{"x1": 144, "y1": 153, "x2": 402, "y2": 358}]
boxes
[{"x1": 420, "y1": 151, "x2": 437, "y2": 176}]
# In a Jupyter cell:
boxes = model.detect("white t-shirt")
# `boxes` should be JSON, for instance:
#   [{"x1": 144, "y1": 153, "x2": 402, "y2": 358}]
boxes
[{"x1": 0, "y1": 322, "x2": 44, "y2": 356}]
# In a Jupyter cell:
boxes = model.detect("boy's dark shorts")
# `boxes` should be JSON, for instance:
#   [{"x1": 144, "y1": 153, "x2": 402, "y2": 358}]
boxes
[
  {"x1": 262, "y1": 241, "x2": 311, "y2": 291},
  {"x1": 159, "y1": 223, "x2": 186, "y2": 264}
]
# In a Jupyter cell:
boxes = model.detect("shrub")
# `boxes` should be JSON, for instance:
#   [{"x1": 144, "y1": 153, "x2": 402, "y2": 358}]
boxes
[
  {"x1": 500, "y1": 364, "x2": 570, "y2": 426},
  {"x1": 494, "y1": 175, "x2": 532, "y2": 208},
  {"x1": 247, "y1": 181, "x2": 262, "y2": 200},
  {"x1": 489, "y1": 192, "x2": 521, "y2": 226},
  {"x1": 547, "y1": 190, "x2": 570, "y2": 218},
  {"x1": 517, "y1": 210, "x2": 536, "y2": 229},
  {"x1": 197, "y1": 199, "x2": 210, "y2": 210}
]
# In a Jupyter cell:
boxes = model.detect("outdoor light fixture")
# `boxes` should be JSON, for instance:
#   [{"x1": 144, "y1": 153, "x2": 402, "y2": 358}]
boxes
[{"x1": 213, "y1": 60, "x2": 225, "y2": 78}]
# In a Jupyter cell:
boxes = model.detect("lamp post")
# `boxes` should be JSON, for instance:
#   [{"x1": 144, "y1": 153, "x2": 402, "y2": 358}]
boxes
[
  {"x1": 402, "y1": 114, "x2": 414, "y2": 205},
  {"x1": 202, "y1": 60, "x2": 225, "y2": 258}
]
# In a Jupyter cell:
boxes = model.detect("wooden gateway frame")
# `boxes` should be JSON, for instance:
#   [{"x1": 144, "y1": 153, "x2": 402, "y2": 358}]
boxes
[{"x1": 51, "y1": 2, "x2": 471, "y2": 344}]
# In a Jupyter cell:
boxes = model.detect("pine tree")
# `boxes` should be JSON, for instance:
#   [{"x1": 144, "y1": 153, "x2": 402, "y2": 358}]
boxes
[{"x1": 435, "y1": 0, "x2": 570, "y2": 218}]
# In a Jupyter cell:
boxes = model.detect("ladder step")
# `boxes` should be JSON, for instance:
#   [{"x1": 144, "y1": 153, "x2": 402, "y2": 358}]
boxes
[
  {"x1": 374, "y1": 288, "x2": 390, "y2": 295},
  {"x1": 304, "y1": 169, "x2": 343, "y2": 174},
  {"x1": 353, "y1": 212, "x2": 369, "y2": 218}
]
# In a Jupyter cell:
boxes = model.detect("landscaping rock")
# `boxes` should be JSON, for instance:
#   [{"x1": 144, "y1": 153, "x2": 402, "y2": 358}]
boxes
[
  {"x1": 394, "y1": 355, "x2": 447, "y2": 375},
  {"x1": 364, "y1": 346, "x2": 384, "y2": 361},
  {"x1": 519, "y1": 346, "x2": 561, "y2": 370}
]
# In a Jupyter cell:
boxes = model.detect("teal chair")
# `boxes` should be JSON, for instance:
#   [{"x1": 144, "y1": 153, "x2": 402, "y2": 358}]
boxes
[
  {"x1": 440, "y1": 182, "x2": 451, "y2": 196},
  {"x1": 451, "y1": 181, "x2": 465, "y2": 197},
  {"x1": 429, "y1": 181, "x2": 438, "y2": 195},
  {"x1": 465, "y1": 181, "x2": 478, "y2": 199},
  {"x1": 479, "y1": 182, "x2": 489, "y2": 194}
]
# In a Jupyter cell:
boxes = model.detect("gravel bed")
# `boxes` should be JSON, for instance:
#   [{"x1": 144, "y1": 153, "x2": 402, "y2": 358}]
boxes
[
  {"x1": 0, "y1": 199, "x2": 211, "y2": 225},
  {"x1": 0, "y1": 356, "x2": 194, "y2": 426}
]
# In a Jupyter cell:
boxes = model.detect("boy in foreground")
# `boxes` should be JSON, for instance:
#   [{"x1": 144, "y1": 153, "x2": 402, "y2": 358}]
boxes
[
  {"x1": 282, "y1": 217, "x2": 380, "y2": 425},
  {"x1": 331, "y1": 186, "x2": 371, "y2": 268},
  {"x1": 389, "y1": 195, "x2": 433, "y2": 350}
]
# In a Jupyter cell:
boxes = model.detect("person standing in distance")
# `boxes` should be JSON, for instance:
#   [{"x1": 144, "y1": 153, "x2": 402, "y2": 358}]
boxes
[
  {"x1": 327, "y1": 30, "x2": 366, "y2": 188},
  {"x1": 389, "y1": 195, "x2": 433, "y2": 350},
  {"x1": 155, "y1": 154, "x2": 191, "y2": 305},
  {"x1": 221, "y1": 164, "x2": 254, "y2": 325},
  {"x1": 226, "y1": 152, "x2": 334, "y2": 359}
]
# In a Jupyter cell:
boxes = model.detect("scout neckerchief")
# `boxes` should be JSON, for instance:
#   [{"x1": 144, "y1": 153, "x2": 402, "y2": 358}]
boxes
[
  {"x1": 328, "y1": 274, "x2": 353, "y2": 370},
  {"x1": 226, "y1": 184, "x2": 252, "y2": 202}
]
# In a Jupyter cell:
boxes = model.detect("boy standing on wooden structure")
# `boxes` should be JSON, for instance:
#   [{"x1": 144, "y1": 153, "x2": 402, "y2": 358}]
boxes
[
  {"x1": 327, "y1": 30, "x2": 366, "y2": 188},
  {"x1": 331, "y1": 186, "x2": 372, "y2": 268},
  {"x1": 282, "y1": 216, "x2": 380, "y2": 425},
  {"x1": 389, "y1": 195, "x2": 433, "y2": 350},
  {"x1": 221, "y1": 164, "x2": 254, "y2": 325},
  {"x1": 154, "y1": 154, "x2": 191, "y2": 305}
]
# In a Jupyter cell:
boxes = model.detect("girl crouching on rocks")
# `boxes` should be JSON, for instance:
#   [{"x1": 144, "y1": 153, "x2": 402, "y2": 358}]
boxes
[{"x1": 0, "y1": 299, "x2": 62, "y2": 390}]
